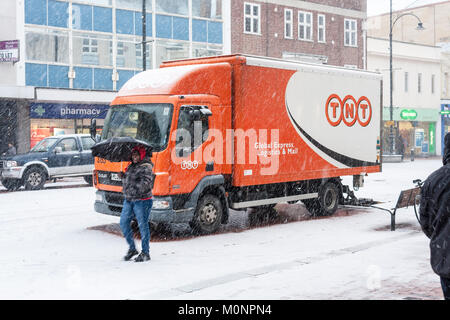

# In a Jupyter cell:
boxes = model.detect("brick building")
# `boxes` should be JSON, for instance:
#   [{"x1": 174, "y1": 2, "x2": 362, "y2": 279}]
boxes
[{"x1": 227, "y1": 0, "x2": 367, "y2": 69}]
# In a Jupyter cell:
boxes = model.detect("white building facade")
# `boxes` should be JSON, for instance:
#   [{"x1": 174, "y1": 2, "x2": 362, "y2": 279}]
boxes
[{"x1": 367, "y1": 36, "x2": 442, "y2": 156}]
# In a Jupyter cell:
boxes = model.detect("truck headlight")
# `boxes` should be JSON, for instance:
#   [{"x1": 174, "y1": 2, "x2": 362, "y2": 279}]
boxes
[
  {"x1": 5, "y1": 161, "x2": 18, "y2": 168},
  {"x1": 152, "y1": 200, "x2": 170, "y2": 209}
]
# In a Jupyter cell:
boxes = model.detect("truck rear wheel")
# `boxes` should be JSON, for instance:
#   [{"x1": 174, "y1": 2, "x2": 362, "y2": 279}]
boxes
[
  {"x1": 303, "y1": 182, "x2": 340, "y2": 217},
  {"x1": 23, "y1": 167, "x2": 47, "y2": 190},
  {"x1": 190, "y1": 194, "x2": 223, "y2": 235}
]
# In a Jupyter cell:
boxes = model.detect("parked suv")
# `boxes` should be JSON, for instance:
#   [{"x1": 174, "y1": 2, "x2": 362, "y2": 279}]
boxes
[{"x1": 0, "y1": 134, "x2": 95, "y2": 191}]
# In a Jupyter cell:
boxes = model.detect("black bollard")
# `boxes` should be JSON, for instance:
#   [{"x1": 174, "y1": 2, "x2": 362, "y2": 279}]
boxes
[{"x1": 410, "y1": 148, "x2": 415, "y2": 162}]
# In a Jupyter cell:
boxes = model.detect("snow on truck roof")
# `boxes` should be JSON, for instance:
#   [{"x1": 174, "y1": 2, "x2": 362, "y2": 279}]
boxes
[{"x1": 117, "y1": 54, "x2": 381, "y2": 98}]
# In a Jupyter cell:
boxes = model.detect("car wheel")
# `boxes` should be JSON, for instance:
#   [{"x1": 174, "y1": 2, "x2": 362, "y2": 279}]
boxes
[
  {"x1": 83, "y1": 175, "x2": 93, "y2": 185},
  {"x1": 1, "y1": 178, "x2": 22, "y2": 191},
  {"x1": 23, "y1": 167, "x2": 47, "y2": 190},
  {"x1": 190, "y1": 194, "x2": 223, "y2": 235}
]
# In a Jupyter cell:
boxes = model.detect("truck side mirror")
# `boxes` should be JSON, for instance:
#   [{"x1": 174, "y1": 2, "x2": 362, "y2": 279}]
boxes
[{"x1": 90, "y1": 119, "x2": 97, "y2": 140}]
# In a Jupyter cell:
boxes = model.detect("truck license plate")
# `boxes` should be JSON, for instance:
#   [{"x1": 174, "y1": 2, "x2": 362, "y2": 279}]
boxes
[{"x1": 111, "y1": 173, "x2": 121, "y2": 181}]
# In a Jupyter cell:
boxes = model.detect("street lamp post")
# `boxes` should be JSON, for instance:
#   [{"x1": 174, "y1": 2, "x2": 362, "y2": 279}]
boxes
[{"x1": 389, "y1": 0, "x2": 425, "y2": 155}]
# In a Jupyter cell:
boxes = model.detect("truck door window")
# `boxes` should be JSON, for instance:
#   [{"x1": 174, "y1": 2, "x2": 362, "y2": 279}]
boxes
[
  {"x1": 175, "y1": 106, "x2": 209, "y2": 157},
  {"x1": 55, "y1": 138, "x2": 78, "y2": 152},
  {"x1": 81, "y1": 137, "x2": 95, "y2": 150}
]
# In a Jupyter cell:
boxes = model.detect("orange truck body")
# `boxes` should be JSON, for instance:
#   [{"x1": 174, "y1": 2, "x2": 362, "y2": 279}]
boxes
[{"x1": 93, "y1": 54, "x2": 382, "y2": 226}]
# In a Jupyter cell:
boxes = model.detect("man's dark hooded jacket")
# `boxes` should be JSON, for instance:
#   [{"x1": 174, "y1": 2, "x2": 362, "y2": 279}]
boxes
[
  {"x1": 122, "y1": 146, "x2": 155, "y2": 201},
  {"x1": 419, "y1": 133, "x2": 450, "y2": 278}
]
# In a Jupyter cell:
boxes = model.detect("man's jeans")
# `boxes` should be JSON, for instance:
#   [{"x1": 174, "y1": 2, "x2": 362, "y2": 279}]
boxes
[
  {"x1": 120, "y1": 199, "x2": 153, "y2": 255},
  {"x1": 441, "y1": 277, "x2": 450, "y2": 300}
]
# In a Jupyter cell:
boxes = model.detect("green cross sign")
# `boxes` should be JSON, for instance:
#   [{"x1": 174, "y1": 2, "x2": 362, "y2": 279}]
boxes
[
  {"x1": 400, "y1": 109, "x2": 417, "y2": 120},
  {"x1": 34, "y1": 105, "x2": 45, "y2": 117}
]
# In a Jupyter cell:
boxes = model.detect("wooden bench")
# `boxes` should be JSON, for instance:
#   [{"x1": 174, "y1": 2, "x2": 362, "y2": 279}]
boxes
[{"x1": 371, "y1": 187, "x2": 421, "y2": 231}]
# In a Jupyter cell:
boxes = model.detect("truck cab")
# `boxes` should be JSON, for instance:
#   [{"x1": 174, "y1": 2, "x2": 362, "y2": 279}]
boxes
[{"x1": 1, "y1": 134, "x2": 95, "y2": 191}]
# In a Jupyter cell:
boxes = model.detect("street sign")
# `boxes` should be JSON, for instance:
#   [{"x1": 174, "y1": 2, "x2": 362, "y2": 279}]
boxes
[
  {"x1": 440, "y1": 110, "x2": 450, "y2": 115},
  {"x1": 400, "y1": 109, "x2": 417, "y2": 120},
  {"x1": 0, "y1": 40, "x2": 19, "y2": 63}
]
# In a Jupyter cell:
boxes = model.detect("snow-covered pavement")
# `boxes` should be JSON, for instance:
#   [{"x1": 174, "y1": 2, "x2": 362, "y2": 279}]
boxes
[{"x1": 0, "y1": 158, "x2": 445, "y2": 300}]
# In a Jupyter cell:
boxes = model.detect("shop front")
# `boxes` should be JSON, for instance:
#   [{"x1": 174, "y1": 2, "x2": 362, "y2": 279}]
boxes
[
  {"x1": 29, "y1": 103, "x2": 109, "y2": 148},
  {"x1": 441, "y1": 101, "x2": 450, "y2": 150},
  {"x1": 382, "y1": 107, "x2": 439, "y2": 157}
]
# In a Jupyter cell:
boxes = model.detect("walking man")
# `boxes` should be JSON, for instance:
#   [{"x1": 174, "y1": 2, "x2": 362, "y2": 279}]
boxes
[
  {"x1": 419, "y1": 132, "x2": 450, "y2": 299},
  {"x1": 120, "y1": 145, "x2": 155, "y2": 262}
]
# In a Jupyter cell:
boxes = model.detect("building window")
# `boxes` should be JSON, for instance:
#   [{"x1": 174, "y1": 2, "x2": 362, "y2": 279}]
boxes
[
  {"x1": 404, "y1": 72, "x2": 408, "y2": 92},
  {"x1": 82, "y1": 38, "x2": 98, "y2": 54},
  {"x1": 431, "y1": 74, "x2": 435, "y2": 94},
  {"x1": 344, "y1": 19, "x2": 357, "y2": 47},
  {"x1": 317, "y1": 14, "x2": 325, "y2": 43},
  {"x1": 284, "y1": 9, "x2": 293, "y2": 39},
  {"x1": 418, "y1": 73, "x2": 422, "y2": 93},
  {"x1": 244, "y1": 2, "x2": 260, "y2": 34},
  {"x1": 298, "y1": 11, "x2": 312, "y2": 41}
]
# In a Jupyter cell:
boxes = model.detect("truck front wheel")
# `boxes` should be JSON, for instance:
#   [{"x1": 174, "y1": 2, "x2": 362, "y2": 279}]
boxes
[
  {"x1": 190, "y1": 194, "x2": 223, "y2": 235},
  {"x1": 23, "y1": 167, "x2": 47, "y2": 190}
]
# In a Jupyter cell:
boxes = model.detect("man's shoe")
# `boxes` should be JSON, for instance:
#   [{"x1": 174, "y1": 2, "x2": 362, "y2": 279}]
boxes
[
  {"x1": 123, "y1": 248, "x2": 139, "y2": 261},
  {"x1": 134, "y1": 252, "x2": 151, "y2": 262}
]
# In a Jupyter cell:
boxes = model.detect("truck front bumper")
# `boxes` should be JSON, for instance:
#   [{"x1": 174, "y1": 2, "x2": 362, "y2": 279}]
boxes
[
  {"x1": 1, "y1": 166, "x2": 24, "y2": 179},
  {"x1": 94, "y1": 190, "x2": 195, "y2": 224}
]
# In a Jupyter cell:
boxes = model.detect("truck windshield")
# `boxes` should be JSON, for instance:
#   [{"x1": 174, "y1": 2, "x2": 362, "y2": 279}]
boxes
[
  {"x1": 30, "y1": 138, "x2": 59, "y2": 152},
  {"x1": 101, "y1": 103, "x2": 173, "y2": 151}
]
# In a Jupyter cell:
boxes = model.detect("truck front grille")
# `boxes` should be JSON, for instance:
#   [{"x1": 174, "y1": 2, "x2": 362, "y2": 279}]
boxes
[{"x1": 105, "y1": 191, "x2": 124, "y2": 206}]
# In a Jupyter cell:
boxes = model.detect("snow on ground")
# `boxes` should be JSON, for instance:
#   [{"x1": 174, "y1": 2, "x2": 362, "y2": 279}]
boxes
[{"x1": 0, "y1": 158, "x2": 445, "y2": 300}]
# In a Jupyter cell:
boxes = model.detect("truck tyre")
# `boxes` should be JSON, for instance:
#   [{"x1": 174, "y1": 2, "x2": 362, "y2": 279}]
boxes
[
  {"x1": 303, "y1": 182, "x2": 340, "y2": 216},
  {"x1": 190, "y1": 194, "x2": 223, "y2": 235},
  {"x1": 1, "y1": 178, "x2": 22, "y2": 191},
  {"x1": 83, "y1": 175, "x2": 93, "y2": 185},
  {"x1": 23, "y1": 167, "x2": 47, "y2": 190}
]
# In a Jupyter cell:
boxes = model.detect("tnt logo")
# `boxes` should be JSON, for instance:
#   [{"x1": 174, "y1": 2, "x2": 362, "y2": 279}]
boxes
[{"x1": 325, "y1": 94, "x2": 372, "y2": 127}]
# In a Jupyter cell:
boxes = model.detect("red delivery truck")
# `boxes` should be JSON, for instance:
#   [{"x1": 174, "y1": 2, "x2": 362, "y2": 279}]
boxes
[{"x1": 92, "y1": 54, "x2": 382, "y2": 234}]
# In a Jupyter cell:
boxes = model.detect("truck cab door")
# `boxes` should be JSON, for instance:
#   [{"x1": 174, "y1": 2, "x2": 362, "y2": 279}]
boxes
[
  {"x1": 48, "y1": 137, "x2": 82, "y2": 175},
  {"x1": 170, "y1": 105, "x2": 214, "y2": 194}
]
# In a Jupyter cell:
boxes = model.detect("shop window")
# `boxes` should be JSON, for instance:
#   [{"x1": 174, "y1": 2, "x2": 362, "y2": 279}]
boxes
[
  {"x1": 173, "y1": 17, "x2": 189, "y2": 41},
  {"x1": 156, "y1": 0, "x2": 188, "y2": 16},
  {"x1": 117, "y1": 70, "x2": 135, "y2": 90},
  {"x1": 193, "y1": 19, "x2": 207, "y2": 42},
  {"x1": 47, "y1": 0, "x2": 68, "y2": 28},
  {"x1": 116, "y1": 0, "x2": 151, "y2": 10},
  {"x1": 72, "y1": 3, "x2": 93, "y2": 31},
  {"x1": 93, "y1": 6, "x2": 112, "y2": 33},
  {"x1": 73, "y1": 66, "x2": 93, "y2": 89},
  {"x1": 155, "y1": 40, "x2": 189, "y2": 67},
  {"x1": 192, "y1": 43, "x2": 222, "y2": 58},
  {"x1": 136, "y1": 42, "x2": 152, "y2": 69},
  {"x1": 25, "y1": 0, "x2": 47, "y2": 25},
  {"x1": 156, "y1": 15, "x2": 172, "y2": 39},
  {"x1": 116, "y1": 9, "x2": 134, "y2": 34},
  {"x1": 26, "y1": 63, "x2": 48, "y2": 87},
  {"x1": 192, "y1": 0, "x2": 222, "y2": 19},
  {"x1": 48, "y1": 65, "x2": 70, "y2": 89},
  {"x1": 25, "y1": 30, "x2": 69, "y2": 64},
  {"x1": 207, "y1": 21, "x2": 222, "y2": 44},
  {"x1": 134, "y1": 12, "x2": 152, "y2": 36},
  {"x1": 94, "y1": 68, "x2": 113, "y2": 90}
]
